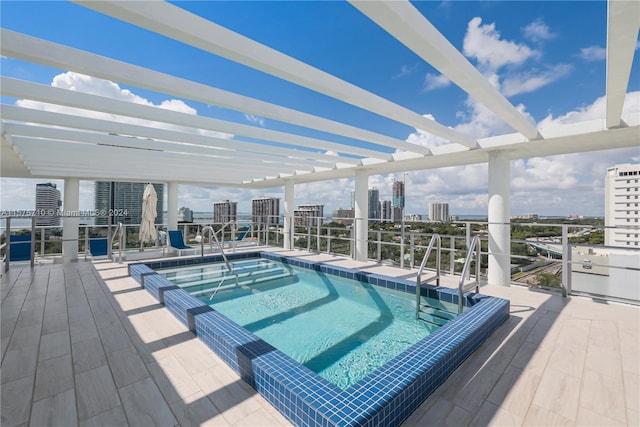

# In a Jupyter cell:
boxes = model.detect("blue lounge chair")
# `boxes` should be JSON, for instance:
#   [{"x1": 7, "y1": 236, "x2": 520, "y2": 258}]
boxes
[
  {"x1": 223, "y1": 226, "x2": 252, "y2": 248},
  {"x1": 89, "y1": 238, "x2": 109, "y2": 258},
  {"x1": 168, "y1": 230, "x2": 195, "y2": 255},
  {"x1": 235, "y1": 226, "x2": 250, "y2": 241},
  {"x1": 8, "y1": 234, "x2": 32, "y2": 262}
]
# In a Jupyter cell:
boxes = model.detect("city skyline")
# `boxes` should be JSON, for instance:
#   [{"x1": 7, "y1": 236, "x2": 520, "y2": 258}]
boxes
[
  {"x1": 1, "y1": 2, "x2": 638, "y2": 217},
  {"x1": 0, "y1": 174, "x2": 623, "y2": 221}
]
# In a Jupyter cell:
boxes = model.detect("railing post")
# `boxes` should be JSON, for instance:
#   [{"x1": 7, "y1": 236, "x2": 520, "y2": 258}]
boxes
[
  {"x1": 410, "y1": 233, "x2": 415, "y2": 269},
  {"x1": 30, "y1": 217, "x2": 36, "y2": 269},
  {"x1": 307, "y1": 225, "x2": 311, "y2": 251},
  {"x1": 120, "y1": 224, "x2": 125, "y2": 261},
  {"x1": 4, "y1": 217, "x2": 10, "y2": 273},
  {"x1": 326, "y1": 227, "x2": 331, "y2": 254},
  {"x1": 84, "y1": 224, "x2": 89, "y2": 260},
  {"x1": 466, "y1": 223, "x2": 471, "y2": 279},
  {"x1": 561, "y1": 224, "x2": 570, "y2": 297},
  {"x1": 450, "y1": 236, "x2": 455, "y2": 275},
  {"x1": 316, "y1": 220, "x2": 321, "y2": 253},
  {"x1": 40, "y1": 226, "x2": 45, "y2": 260},
  {"x1": 107, "y1": 216, "x2": 113, "y2": 259},
  {"x1": 351, "y1": 220, "x2": 355, "y2": 260},
  {"x1": 377, "y1": 231, "x2": 381, "y2": 262},
  {"x1": 400, "y1": 230, "x2": 405, "y2": 269}
]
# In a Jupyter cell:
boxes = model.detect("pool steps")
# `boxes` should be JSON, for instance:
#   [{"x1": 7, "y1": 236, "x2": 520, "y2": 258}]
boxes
[
  {"x1": 417, "y1": 305, "x2": 457, "y2": 326},
  {"x1": 165, "y1": 260, "x2": 296, "y2": 297}
]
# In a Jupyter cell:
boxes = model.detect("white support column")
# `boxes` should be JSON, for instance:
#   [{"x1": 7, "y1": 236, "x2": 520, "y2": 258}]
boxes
[
  {"x1": 62, "y1": 178, "x2": 79, "y2": 261},
  {"x1": 354, "y1": 169, "x2": 369, "y2": 262},
  {"x1": 488, "y1": 151, "x2": 511, "y2": 287},
  {"x1": 167, "y1": 182, "x2": 178, "y2": 230},
  {"x1": 284, "y1": 180, "x2": 294, "y2": 250}
]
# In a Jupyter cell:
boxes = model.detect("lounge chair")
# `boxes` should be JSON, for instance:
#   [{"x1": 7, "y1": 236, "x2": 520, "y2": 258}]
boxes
[
  {"x1": 168, "y1": 230, "x2": 196, "y2": 255},
  {"x1": 224, "y1": 226, "x2": 253, "y2": 248}
]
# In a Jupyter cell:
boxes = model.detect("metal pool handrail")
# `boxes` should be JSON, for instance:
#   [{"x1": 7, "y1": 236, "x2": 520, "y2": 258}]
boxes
[
  {"x1": 111, "y1": 222, "x2": 124, "y2": 263},
  {"x1": 416, "y1": 234, "x2": 441, "y2": 319},
  {"x1": 200, "y1": 225, "x2": 232, "y2": 272},
  {"x1": 458, "y1": 235, "x2": 481, "y2": 314}
]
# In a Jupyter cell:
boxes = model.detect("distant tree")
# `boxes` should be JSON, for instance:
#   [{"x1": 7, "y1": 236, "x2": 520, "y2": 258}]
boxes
[{"x1": 537, "y1": 273, "x2": 561, "y2": 288}]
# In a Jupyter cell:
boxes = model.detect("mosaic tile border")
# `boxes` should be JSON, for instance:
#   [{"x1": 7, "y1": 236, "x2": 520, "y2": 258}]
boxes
[{"x1": 129, "y1": 252, "x2": 509, "y2": 427}]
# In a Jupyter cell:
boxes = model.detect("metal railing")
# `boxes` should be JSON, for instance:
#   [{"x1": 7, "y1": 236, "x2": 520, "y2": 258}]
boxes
[
  {"x1": 200, "y1": 225, "x2": 232, "y2": 272},
  {"x1": 458, "y1": 236, "x2": 482, "y2": 314},
  {"x1": 2, "y1": 214, "x2": 638, "y2": 304},
  {"x1": 415, "y1": 234, "x2": 441, "y2": 319},
  {"x1": 111, "y1": 222, "x2": 124, "y2": 263}
]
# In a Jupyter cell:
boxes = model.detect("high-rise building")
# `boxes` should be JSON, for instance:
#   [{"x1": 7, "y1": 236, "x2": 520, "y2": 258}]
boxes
[
  {"x1": 252, "y1": 196, "x2": 280, "y2": 225},
  {"x1": 392, "y1": 179, "x2": 405, "y2": 223},
  {"x1": 380, "y1": 200, "x2": 393, "y2": 223},
  {"x1": 368, "y1": 188, "x2": 380, "y2": 221},
  {"x1": 429, "y1": 202, "x2": 449, "y2": 222},
  {"x1": 35, "y1": 182, "x2": 61, "y2": 226},
  {"x1": 94, "y1": 182, "x2": 164, "y2": 225},
  {"x1": 177, "y1": 207, "x2": 193, "y2": 223},
  {"x1": 294, "y1": 204, "x2": 324, "y2": 227},
  {"x1": 605, "y1": 163, "x2": 640, "y2": 247},
  {"x1": 392, "y1": 180, "x2": 405, "y2": 209},
  {"x1": 392, "y1": 207, "x2": 403, "y2": 222},
  {"x1": 213, "y1": 200, "x2": 237, "y2": 224},
  {"x1": 333, "y1": 208, "x2": 354, "y2": 225},
  {"x1": 350, "y1": 189, "x2": 381, "y2": 220}
]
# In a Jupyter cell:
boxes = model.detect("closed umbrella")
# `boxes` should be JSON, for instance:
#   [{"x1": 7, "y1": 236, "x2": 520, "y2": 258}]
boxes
[{"x1": 139, "y1": 183, "x2": 157, "y2": 249}]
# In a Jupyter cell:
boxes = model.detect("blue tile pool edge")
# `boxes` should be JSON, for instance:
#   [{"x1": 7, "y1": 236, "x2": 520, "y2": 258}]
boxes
[{"x1": 129, "y1": 252, "x2": 509, "y2": 427}]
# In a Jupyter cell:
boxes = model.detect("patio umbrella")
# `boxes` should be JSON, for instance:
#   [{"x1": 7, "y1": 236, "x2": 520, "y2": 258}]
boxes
[{"x1": 139, "y1": 183, "x2": 157, "y2": 247}]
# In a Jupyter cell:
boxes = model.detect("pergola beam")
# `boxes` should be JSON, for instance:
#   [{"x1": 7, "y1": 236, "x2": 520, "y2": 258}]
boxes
[
  {"x1": 73, "y1": 0, "x2": 477, "y2": 149},
  {"x1": 605, "y1": 0, "x2": 640, "y2": 128},
  {"x1": 3, "y1": 123, "x2": 326, "y2": 170},
  {"x1": 11, "y1": 137, "x2": 309, "y2": 176},
  {"x1": 0, "y1": 29, "x2": 431, "y2": 156},
  {"x1": 1, "y1": 106, "x2": 361, "y2": 166},
  {"x1": 1, "y1": 77, "x2": 390, "y2": 160}
]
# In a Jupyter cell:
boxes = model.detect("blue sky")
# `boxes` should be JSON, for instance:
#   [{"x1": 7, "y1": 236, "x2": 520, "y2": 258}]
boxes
[{"x1": 1, "y1": 1, "x2": 639, "y2": 217}]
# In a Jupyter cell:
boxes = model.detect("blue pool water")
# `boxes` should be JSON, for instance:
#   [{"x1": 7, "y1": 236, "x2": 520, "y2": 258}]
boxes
[{"x1": 162, "y1": 259, "x2": 453, "y2": 389}]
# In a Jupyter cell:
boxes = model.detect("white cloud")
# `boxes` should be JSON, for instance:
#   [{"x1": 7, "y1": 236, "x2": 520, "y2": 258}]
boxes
[
  {"x1": 393, "y1": 63, "x2": 419, "y2": 79},
  {"x1": 463, "y1": 17, "x2": 540, "y2": 72},
  {"x1": 501, "y1": 63, "x2": 573, "y2": 96},
  {"x1": 423, "y1": 73, "x2": 451, "y2": 91},
  {"x1": 461, "y1": 17, "x2": 572, "y2": 98},
  {"x1": 579, "y1": 45, "x2": 606, "y2": 62},
  {"x1": 244, "y1": 114, "x2": 266, "y2": 126},
  {"x1": 538, "y1": 90, "x2": 640, "y2": 128},
  {"x1": 522, "y1": 19, "x2": 556, "y2": 42}
]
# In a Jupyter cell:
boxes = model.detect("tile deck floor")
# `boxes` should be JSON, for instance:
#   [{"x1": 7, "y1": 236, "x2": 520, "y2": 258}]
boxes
[{"x1": 1, "y1": 248, "x2": 638, "y2": 426}]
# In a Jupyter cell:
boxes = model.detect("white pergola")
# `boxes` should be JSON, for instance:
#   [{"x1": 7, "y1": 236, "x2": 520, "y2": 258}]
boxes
[{"x1": 1, "y1": 0, "x2": 639, "y2": 286}]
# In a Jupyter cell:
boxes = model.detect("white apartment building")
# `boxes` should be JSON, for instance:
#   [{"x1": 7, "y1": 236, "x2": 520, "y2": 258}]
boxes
[
  {"x1": 605, "y1": 163, "x2": 640, "y2": 247},
  {"x1": 294, "y1": 204, "x2": 324, "y2": 227},
  {"x1": 213, "y1": 200, "x2": 237, "y2": 224},
  {"x1": 35, "y1": 182, "x2": 61, "y2": 226},
  {"x1": 429, "y1": 202, "x2": 449, "y2": 222},
  {"x1": 252, "y1": 196, "x2": 280, "y2": 225}
]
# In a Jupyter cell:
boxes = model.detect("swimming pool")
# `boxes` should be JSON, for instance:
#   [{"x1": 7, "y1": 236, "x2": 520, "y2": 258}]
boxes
[
  {"x1": 161, "y1": 258, "x2": 451, "y2": 389},
  {"x1": 129, "y1": 251, "x2": 509, "y2": 427}
]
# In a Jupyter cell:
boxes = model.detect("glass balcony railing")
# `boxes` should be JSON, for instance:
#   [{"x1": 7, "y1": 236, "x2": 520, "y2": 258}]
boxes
[{"x1": 2, "y1": 215, "x2": 638, "y2": 305}]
